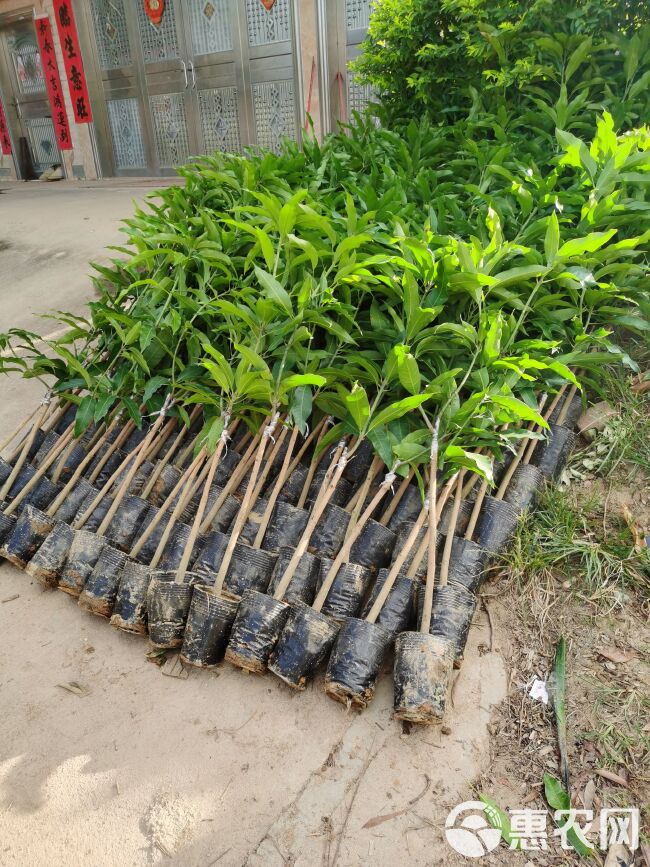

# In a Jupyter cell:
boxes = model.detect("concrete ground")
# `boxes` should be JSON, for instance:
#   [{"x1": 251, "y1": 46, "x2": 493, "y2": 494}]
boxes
[{"x1": 0, "y1": 181, "x2": 507, "y2": 867}]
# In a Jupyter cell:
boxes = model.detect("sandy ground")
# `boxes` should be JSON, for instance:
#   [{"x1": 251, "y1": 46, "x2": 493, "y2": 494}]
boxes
[{"x1": 0, "y1": 182, "x2": 508, "y2": 867}]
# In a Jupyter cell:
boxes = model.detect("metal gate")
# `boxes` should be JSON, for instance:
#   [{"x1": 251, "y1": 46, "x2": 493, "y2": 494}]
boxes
[
  {"x1": 0, "y1": 17, "x2": 62, "y2": 177},
  {"x1": 324, "y1": 0, "x2": 374, "y2": 133},
  {"x1": 77, "y1": 0, "x2": 300, "y2": 176}
]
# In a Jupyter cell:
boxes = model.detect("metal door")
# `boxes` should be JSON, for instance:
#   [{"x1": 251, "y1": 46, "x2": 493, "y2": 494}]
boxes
[
  {"x1": 78, "y1": 0, "x2": 300, "y2": 177},
  {"x1": 325, "y1": 0, "x2": 374, "y2": 132},
  {"x1": 0, "y1": 18, "x2": 62, "y2": 177}
]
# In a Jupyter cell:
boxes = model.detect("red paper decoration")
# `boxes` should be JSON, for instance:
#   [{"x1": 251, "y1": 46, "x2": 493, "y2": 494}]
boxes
[
  {"x1": 0, "y1": 97, "x2": 10, "y2": 155},
  {"x1": 34, "y1": 15, "x2": 72, "y2": 150},
  {"x1": 260, "y1": 0, "x2": 277, "y2": 9},
  {"x1": 52, "y1": 0, "x2": 93, "y2": 124},
  {"x1": 144, "y1": 0, "x2": 165, "y2": 26}
]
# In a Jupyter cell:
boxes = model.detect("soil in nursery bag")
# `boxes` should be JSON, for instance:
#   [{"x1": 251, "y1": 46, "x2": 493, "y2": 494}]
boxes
[
  {"x1": 130, "y1": 504, "x2": 163, "y2": 564},
  {"x1": 32, "y1": 430, "x2": 61, "y2": 467},
  {"x1": 222, "y1": 543, "x2": 277, "y2": 599},
  {"x1": 0, "y1": 458, "x2": 11, "y2": 488},
  {"x1": 386, "y1": 484, "x2": 423, "y2": 533},
  {"x1": 343, "y1": 439, "x2": 375, "y2": 484},
  {"x1": 213, "y1": 449, "x2": 242, "y2": 488},
  {"x1": 86, "y1": 444, "x2": 126, "y2": 487},
  {"x1": 428, "y1": 583, "x2": 478, "y2": 662},
  {"x1": 549, "y1": 392, "x2": 583, "y2": 428},
  {"x1": 349, "y1": 519, "x2": 396, "y2": 572},
  {"x1": 52, "y1": 477, "x2": 95, "y2": 525},
  {"x1": 2, "y1": 505, "x2": 54, "y2": 569},
  {"x1": 116, "y1": 459, "x2": 155, "y2": 498},
  {"x1": 147, "y1": 570, "x2": 201, "y2": 649},
  {"x1": 267, "y1": 602, "x2": 340, "y2": 689},
  {"x1": 238, "y1": 498, "x2": 269, "y2": 546},
  {"x1": 442, "y1": 536, "x2": 487, "y2": 594},
  {"x1": 180, "y1": 587, "x2": 239, "y2": 667},
  {"x1": 203, "y1": 486, "x2": 239, "y2": 534},
  {"x1": 54, "y1": 440, "x2": 88, "y2": 484},
  {"x1": 276, "y1": 462, "x2": 308, "y2": 506},
  {"x1": 192, "y1": 530, "x2": 228, "y2": 577},
  {"x1": 110, "y1": 561, "x2": 151, "y2": 634},
  {"x1": 324, "y1": 618, "x2": 393, "y2": 708},
  {"x1": 393, "y1": 632, "x2": 455, "y2": 724},
  {"x1": 224, "y1": 588, "x2": 290, "y2": 673},
  {"x1": 390, "y1": 522, "x2": 428, "y2": 579},
  {"x1": 361, "y1": 569, "x2": 415, "y2": 639},
  {"x1": 54, "y1": 405, "x2": 76, "y2": 435},
  {"x1": 78, "y1": 545, "x2": 128, "y2": 617},
  {"x1": 262, "y1": 501, "x2": 308, "y2": 552},
  {"x1": 306, "y1": 463, "x2": 353, "y2": 508},
  {"x1": 76, "y1": 491, "x2": 113, "y2": 533},
  {"x1": 158, "y1": 523, "x2": 193, "y2": 571},
  {"x1": 476, "y1": 496, "x2": 520, "y2": 556},
  {"x1": 123, "y1": 426, "x2": 149, "y2": 453},
  {"x1": 105, "y1": 494, "x2": 149, "y2": 552},
  {"x1": 25, "y1": 521, "x2": 74, "y2": 586},
  {"x1": 318, "y1": 559, "x2": 373, "y2": 622},
  {"x1": 59, "y1": 529, "x2": 106, "y2": 596},
  {"x1": 16, "y1": 428, "x2": 47, "y2": 463},
  {"x1": 266, "y1": 547, "x2": 321, "y2": 606},
  {"x1": 6, "y1": 463, "x2": 37, "y2": 505},
  {"x1": 21, "y1": 475, "x2": 62, "y2": 515},
  {"x1": 308, "y1": 503, "x2": 350, "y2": 559},
  {"x1": 147, "y1": 463, "x2": 182, "y2": 507},
  {"x1": 439, "y1": 499, "x2": 474, "y2": 538},
  {"x1": 532, "y1": 423, "x2": 576, "y2": 480},
  {"x1": 0, "y1": 511, "x2": 17, "y2": 547},
  {"x1": 504, "y1": 464, "x2": 545, "y2": 511}
]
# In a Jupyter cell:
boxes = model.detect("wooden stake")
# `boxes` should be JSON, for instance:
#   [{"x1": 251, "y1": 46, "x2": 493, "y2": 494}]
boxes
[
  {"x1": 0, "y1": 400, "x2": 51, "y2": 502},
  {"x1": 522, "y1": 384, "x2": 568, "y2": 465},
  {"x1": 272, "y1": 440, "x2": 349, "y2": 603},
  {"x1": 438, "y1": 471, "x2": 465, "y2": 587},
  {"x1": 378, "y1": 467, "x2": 415, "y2": 527},
  {"x1": 87, "y1": 420, "x2": 135, "y2": 484},
  {"x1": 140, "y1": 405, "x2": 202, "y2": 500},
  {"x1": 496, "y1": 394, "x2": 548, "y2": 501},
  {"x1": 0, "y1": 403, "x2": 43, "y2": 456},
  {"x1": 211, "y1": 414, "x2": 278, "y2": 595},
  {"x1": 344, "y1": 456, "x2": 383, "y2": 536},
  {"x1": 420, "y1": 423, "x2": 440, "y2": 635},
  {"x1": 296, "y1": 419, "x2": 331, "y2": 509},
  {"x1": 253, "y1": 424, "x2": 300, "y2": 550},
  {"x1": 4, "y1": 424, "x2": 75, "y2": 516}
]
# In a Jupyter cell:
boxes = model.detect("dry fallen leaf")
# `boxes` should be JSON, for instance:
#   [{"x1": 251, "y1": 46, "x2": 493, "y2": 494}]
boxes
[
  {"x1": 597, "y1": 646, "x2": 638, "y2": 664},
  {"x1": 582, "y1": 778, "x2": 596, "y2": 811},
  {"x1": 595, "y1": 769, "x2": 629, "y2": 788},
  {"x1": 362, "y1": 809, "x2": 405, "y2": 829},
  {"x1": 56, "y1": 681, "x2": 89, "y2": 697},
  {"x1": 622, "y1": 505, "x2": 647, "y2": 550},
  {"x1": 160, "y1": 653, "x2": 188, "y2": 680}
]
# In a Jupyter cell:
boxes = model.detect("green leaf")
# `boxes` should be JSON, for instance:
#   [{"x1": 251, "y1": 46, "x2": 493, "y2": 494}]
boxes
[
  {"x1": 143, "y1": 375, "x2": 168, "y2": 404},
  {"x1": 544, "y1": 775, "x2": 594, "y2": 858},
  {"x1": 345, "y1": 384, "x2": 371, "y2": 432},
  {"x1": 492, "y1": 395, "x2": 549, "y2": 428},
  {"x1": 367, "y1": 394, "x2": 432, "y2": 433},
  {"x1": 74, "y1": 395, "x2": 96, "y2": 438},
  {"x1": 398, "y1": 353, "x2": 421, "y2": 395},
  {"x1": 479, "y1": 794, "x2": 519, "y2": 850},
  {"x1": 281, "y1": 373, "x2": 327, "y2": 390},
  {"x1": 93, "y1": 393, "x2": 115, "y2": 424},
  {"x1": 121, "y1": 397, "x2": 142, "y2": 429},
  {"x1": 234, "y1": 343, "x2": 270, "y2": 374},
  {"x1": 290, "y1": 386, "x2": 312, "y2": 435},
  {"x1": 558, "y1": 230, "x2": 617, "y2": 258},
  {"x1": 545, "y1": 213, "x2": 560, "y2": 264},
  {"x1": 254, "y1": 266, "x2": 293, "y2": 316}
]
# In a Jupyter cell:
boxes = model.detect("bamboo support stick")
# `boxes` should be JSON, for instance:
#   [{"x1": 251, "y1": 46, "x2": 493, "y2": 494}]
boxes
[
  {"x1": 344, "y1": 456, "x2": 383, "y2": 537},
  {"x1": 272, "y1": 441, "x2": 349, "y2": 604},
  {"x1": 464, "y1": 478, "x2": 488, "y2": 542},
  {"x1": 556, "y1": 382, "x2": 578, "y2": 426},
  {"x1": 249, "y1": 421, "x2": 288, "y2": 504},
  {"x1": 148, "y1": 450, "x2": 207, "y2": 570},
  {"x1": 310, "y1": 466, "x2": 396, "y2": 612},
  {"x1": 46, "y1": 418, "x2": 120, "y2": 517},
  {"x1": 438, "y1": 470, "x2": 465, "y2": 587},
  {"x1": 522, "y1": 383, "x2": 568, "y2": 465},
  {"x1": 4, "y1": 424, "x2": 75, "y2": 516},
  {"x1": 95, "y1": 406, "x2": 173, "y2": 538},
  {"x1": 420, "y1": 424, "x2": 440, "y2": 635},
  {"x1": 176, "y1": 412, "x2": 205, "y2": 468},
  {"x1": 87, "y1": 420, "x2": 135, "y2": 484},
  {"x1": 0, "y1": 400, "x2": 52, "y2": 502},
  {"x1": 41, "y1": 399, "x2": 71, "y2": 435},
  {"x1": 140, "y1": 405, "x2": 202, "y2": 500},
  {"x1": 175, "y1": 433, "x2": 229, "y2": 585},
  {"x1": 295, "y1": 420, "x2": 332, "y2": 509},
  {"x1": 253, "y1": 424, "x2": 300, "y2": 550},
  {"x1": 197, "y1": 425, "x2": 265, "y2": 536},
  {"x1": 366, "y1": 505, "x2": 429, "y2": 623},
  {"x1": 212, "y1": 414, "x2": 278, "y2": 595},
  {"x1": 406, "y1": 473, "x2": 458, "y2": 582},
  {"x1": 0, "y1": 403, "x2": 43, "y2": 456},
  {"x1": 378, "y1": 467, "x2": 415, "y2": 527},
  {"x1": 144, "y1": 416, "x2": 177, "y2": 462}
]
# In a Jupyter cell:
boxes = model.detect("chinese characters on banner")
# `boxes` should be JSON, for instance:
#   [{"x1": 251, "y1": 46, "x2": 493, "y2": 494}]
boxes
[
  {"x1": 0, "y1": 97, "x2": 11, "y2": 155},
  {"x1": 34, "y1": 16, "x2": 72, "y2": 150},
  {"x1": 52, "y1": 0, "x2": 92, "y2": 123}
]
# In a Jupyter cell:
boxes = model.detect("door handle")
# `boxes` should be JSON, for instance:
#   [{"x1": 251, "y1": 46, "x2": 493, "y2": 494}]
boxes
[
  {"x1": 181, "y1": 59, "x2": 188, "y2": 88},
  {"x1": 188, "y1": 60, "x2": 196, "y2": 89}
]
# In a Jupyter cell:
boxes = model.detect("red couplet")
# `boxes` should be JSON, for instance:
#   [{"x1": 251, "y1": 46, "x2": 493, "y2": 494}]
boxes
[
  {"x1": 34, "y1": 15, "x2": 72, "y2": 151},
  {"x1": 52, "y1": 0, "x2": 92, "y2": 124},
  {"x1": 0, "y1": 97, "x2": 10, "y2": 155}
]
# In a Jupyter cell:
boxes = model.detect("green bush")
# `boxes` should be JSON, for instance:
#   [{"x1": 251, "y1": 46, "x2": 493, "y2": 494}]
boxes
[{"x1": 353, "y1": 0, "x2": 650, "y2": 126}]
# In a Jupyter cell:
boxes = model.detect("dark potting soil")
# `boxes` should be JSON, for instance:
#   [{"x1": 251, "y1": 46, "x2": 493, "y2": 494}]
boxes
[
  {"x1": 78, "y1": 544, "x2": 128, "y2": 617},
  {"x1": 324, "y1": 617, "x2": 392, "y2": 708},
  {"x1": 361, "y1": 568, "x2": 415, "y2": 639},
  {"x1": 268, "y1": 602, "x2": 340, "y2": 689},
  {"x1": 262, "y1": 501, "x2": 309, "y2": 552},
  {"x1": 393, "y1": 632, "x2": 455, "y2": 724},
  {"x1": 318, "y1": 558, "x2": 373, "y2": 622},
  {"x1": 110, "y1": 560, "x2": 151, "y2": 634},
  {"x1": 266, "y1": 546, "x2": 321, "y2": 606},
  {"x1": 180, "y1": 586, "x2": 239, "y2": 667},
  {"x1": 25, "y1": 521, "x2": 74, "y2": 586},
  {"x1": 224, "y1": 588, "x2": 290, "y2": 673}
]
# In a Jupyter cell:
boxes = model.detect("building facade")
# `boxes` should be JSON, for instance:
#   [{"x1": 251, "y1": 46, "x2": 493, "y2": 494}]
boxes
[{"x1": 0, "y1": 0, "x2": 374, "y2": 180}]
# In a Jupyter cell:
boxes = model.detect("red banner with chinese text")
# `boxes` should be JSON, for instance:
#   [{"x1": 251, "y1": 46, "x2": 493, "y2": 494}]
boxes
[
  {"x1": 0, "y1": 97, "x2": 10, "y2": 155},
  {"x1": 52, "y1": 0, "x2": 92, "y2": 123},
  {"x1": 34, "y1": 15, "x2": 72, "y2": 151}
]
